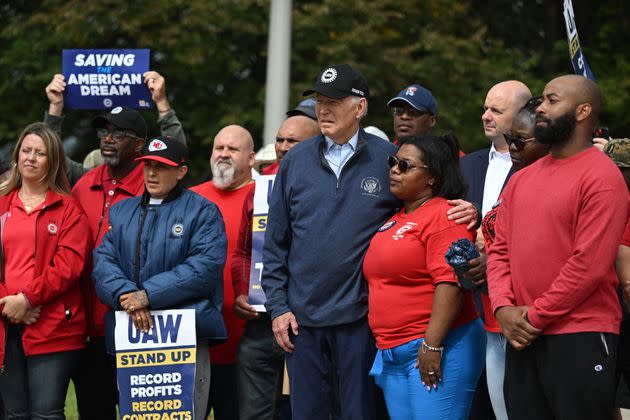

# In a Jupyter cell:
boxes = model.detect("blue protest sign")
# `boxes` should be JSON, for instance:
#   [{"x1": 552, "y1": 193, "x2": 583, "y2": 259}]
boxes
[
  {"x1": 248, "y1": 175, "x2": 275, "y2": 312},
  {"x1": 62, "y1": 49, "x2": 152, "y2": 109},
  {"x1": 563, "y1": 0, "x2": 596, "y2": 81},
  {"x1": 115, "y1": 309, "x2": 196, "y2": 420}
]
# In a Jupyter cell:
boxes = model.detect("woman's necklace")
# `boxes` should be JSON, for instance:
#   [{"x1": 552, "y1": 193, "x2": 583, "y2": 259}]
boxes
[{"x1": 18, "y1": 189, "x2": 46, "y2": 213}]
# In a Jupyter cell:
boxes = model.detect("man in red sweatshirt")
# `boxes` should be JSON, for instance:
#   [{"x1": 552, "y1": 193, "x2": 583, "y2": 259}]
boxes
[
  {"x1": 488, "y1": 75, "x2": 628, "y2": 420},
  {"x1": 190, "y1": 125, "x2": 255, "y2": 420}
]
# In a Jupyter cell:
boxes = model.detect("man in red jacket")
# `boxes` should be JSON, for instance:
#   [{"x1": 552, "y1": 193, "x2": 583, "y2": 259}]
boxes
[
  {"x1": 190, "y1": 125, "x2": 255, "y2": 420},
  {"x1": 488, "y1": 75, "x2": 628, "y2": 420}
]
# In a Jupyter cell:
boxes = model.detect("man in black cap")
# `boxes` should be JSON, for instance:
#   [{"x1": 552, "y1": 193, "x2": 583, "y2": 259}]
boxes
[
  {"x1": 388, "y1": 83, "x2": 437, "y2": 142},
  {"x1": 262, "y1": 64, "x2": 399, "y2": 419},
  {"x1": 93, "y1": 136, "x2": 227, "y2": 420},
  {"x1": 44, "y1": 76, "x2": 187, "y2": 417}
]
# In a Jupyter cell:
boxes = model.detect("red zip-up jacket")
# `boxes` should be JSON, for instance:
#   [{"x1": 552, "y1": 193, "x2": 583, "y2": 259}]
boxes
[
  {"x1": 71, "y1": 163, "x2": 145, "y2": 337},
  {"x1": 0, "y1": 188, "x2": 89, "y2": 366}
]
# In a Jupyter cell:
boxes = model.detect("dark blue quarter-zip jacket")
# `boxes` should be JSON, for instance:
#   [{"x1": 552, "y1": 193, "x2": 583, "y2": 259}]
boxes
[{"x1": 262, "y1": 129, "x2": 401, "y2": 327}]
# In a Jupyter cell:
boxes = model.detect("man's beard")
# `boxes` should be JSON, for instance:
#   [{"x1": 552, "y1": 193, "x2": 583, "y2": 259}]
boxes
[
  {"x1": 211, "y1": 159, "x2": 236, "y2": 189},
  {"x1": 101, "y1": 151, "x2": 120, "y2": 166},
  {"x1": 534, "y1": 110, "x2": 576, "y2": 145}
]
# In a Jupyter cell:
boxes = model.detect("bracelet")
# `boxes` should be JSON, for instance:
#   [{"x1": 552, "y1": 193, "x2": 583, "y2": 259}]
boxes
[{"x1": 421, "y1": 340, "x2": 444, "y2": 355}]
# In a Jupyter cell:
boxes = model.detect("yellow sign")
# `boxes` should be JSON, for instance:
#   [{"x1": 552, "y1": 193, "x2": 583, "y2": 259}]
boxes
[
  {"x1": 253, "y1": 215, "x2": 268, "y2": 232},
  {"x1": 117, "y1": 347, "x2": 196, "y2": 368}
]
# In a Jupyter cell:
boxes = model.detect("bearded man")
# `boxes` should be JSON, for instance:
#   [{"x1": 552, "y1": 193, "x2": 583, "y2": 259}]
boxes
[
  {"x1": 487, "y1": 75, "x2": 628, "y2": 420},
  {"x1": 191, "y1": 124, "x2": 255, "y2": 420}
]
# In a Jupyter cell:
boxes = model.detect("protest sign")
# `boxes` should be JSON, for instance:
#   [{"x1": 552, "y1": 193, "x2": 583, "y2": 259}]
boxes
[
  {"x1": 563, "y1": 0, "x2": 596, "y2": 81},
  {"x1": 62, "y1": 49, "x2": 152, "y2": 109},
  {"x1": 248, "y1": 174, "x2": 275, "y2": 312},
  {"x1": 115, "y1": 309, "x2": 196, "y2": 420}
]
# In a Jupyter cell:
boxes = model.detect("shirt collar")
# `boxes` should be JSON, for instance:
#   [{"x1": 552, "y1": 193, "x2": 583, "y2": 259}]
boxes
[
  {"x1": 325, "y1": 129, "x2": 359, "y2": 152},
  {"x1": 488, "y1": 143, "x2": 511, "y2": 161}
]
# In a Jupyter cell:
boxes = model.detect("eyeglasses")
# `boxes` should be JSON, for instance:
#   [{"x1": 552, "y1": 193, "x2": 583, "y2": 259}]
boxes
[
  {"x1": 392, "y1": 107, "x2": 430, "y2": 118},
  {"x1": 503, "y1": 131, "x2": 536, "y2": 151},
  {"x1": 387, "y1": 155, "x2": 429, "y2": 173},
  {"x1": 96, "y1": 128, "x2": 140, "y2": 142}
]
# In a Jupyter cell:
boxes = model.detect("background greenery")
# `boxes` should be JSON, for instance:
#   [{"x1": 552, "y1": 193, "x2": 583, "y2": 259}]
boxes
[{"x1": 1, "y1": 0, "x2": 628, "y2": 184}]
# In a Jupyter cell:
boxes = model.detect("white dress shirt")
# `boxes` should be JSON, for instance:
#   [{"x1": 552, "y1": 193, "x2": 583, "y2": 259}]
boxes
[{"x1": 481, "y1": 144, "x2": 512, "y2": 217}]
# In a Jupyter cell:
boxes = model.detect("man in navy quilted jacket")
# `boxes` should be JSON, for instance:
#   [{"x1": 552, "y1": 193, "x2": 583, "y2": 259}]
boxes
[{"x1": 93, "y1": 136, "x2": 227, "y2": 420}]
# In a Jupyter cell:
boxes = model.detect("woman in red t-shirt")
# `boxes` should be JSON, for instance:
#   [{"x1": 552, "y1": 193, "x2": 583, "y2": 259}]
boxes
[
  {"x1": 363, "y1": 134, "x2": 485, "y2": 419},
  {"x1": 0, "y1": 122, "x2": 89, "y2": 419}
]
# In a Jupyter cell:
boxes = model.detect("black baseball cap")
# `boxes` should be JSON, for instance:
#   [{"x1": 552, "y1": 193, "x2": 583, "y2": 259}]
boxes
[
  {"x1": 92, "y1": 106, "x2": 148, "y2": 139},
  {"x1": 136, "y1": 136, "x2": 188, "y2": 167},
  {"x1": 303, "y1": 64, "x2": 369, "y2": 100}
]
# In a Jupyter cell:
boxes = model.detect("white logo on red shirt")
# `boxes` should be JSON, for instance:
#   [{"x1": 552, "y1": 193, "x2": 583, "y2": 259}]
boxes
[
  {"x1": 47, "y1": 223, "x2": 58, "y2": 234},
  {"x1": 392, "y1": 222, "x2": 417, "y2": 240}
]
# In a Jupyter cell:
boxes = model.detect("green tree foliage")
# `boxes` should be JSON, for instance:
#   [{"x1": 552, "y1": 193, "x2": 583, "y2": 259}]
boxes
[{"x1": 0, "y1": 1, "x2": 628, "y2": 183}]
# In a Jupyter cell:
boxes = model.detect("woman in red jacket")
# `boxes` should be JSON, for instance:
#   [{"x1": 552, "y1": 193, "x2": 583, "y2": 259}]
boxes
[{"x1": 0, "y1": 122, "x2": 89, "y2": 420}]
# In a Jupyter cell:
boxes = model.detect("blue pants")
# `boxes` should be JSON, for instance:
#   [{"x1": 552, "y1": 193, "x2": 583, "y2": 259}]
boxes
[
  {"x1": 0, "y1": 325, "x2": 79, "y2": 420},
  {"x1": 286, "y1": 317, "x2": 380, "y2": 420},
  {"x1": 370, "y1": 319, "x2": 485, "y2": 420},
  {"x1": 485, "y1": 331, "x2": 508, "y2": 420}
]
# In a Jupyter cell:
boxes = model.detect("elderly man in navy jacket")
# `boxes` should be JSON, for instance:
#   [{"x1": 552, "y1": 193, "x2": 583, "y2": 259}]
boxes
[
  {"x1": 262, "y1": 64, "x2": 399, "y2": 419},
  {"x1": 93, "y1": 136, "x2": 227, "y2": 420}
]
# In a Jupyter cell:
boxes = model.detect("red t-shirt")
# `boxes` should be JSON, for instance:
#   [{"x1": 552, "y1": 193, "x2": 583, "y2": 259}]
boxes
[
  {"x1": 261, "y1": 162, "x2": 279, "y2": 175},
  {"x1": 488, "y1": 148, "x2": 628, "y2": 334},
  {"x1": 190, "y1": 180, "x2": 255, "y2": 364},
  {"x1": 2, "y1": 193, "x2": 44, "y2": 295},
  {"x1": 480, "y1": 204, "x2": 501, "y2": 333},
  {"x1": 363, "y1": 197, "x2": 478, "y2": 349}
]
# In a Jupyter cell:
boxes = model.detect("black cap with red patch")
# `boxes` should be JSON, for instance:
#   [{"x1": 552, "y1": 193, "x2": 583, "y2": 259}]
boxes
[{"x1": 136, "y1": 136, "x2": 188, "y2": 167}]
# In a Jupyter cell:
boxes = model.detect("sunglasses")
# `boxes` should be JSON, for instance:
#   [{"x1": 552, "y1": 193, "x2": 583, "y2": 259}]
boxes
[
  {"x1": 387, "y1": 155, "x2": 429, "y2": 173},
  {"x1": 503, "y1": 131, "x2": 536, "y2": 151},
  {"x1": 96, "y1": 128, "x2": 140, "y2": 142},
  {"x1": 392, "y1": 107, "x2": 430, "y2": 118}
]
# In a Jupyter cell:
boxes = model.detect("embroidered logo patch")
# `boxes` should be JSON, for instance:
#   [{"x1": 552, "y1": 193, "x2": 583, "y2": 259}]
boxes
[
  {"x1": 148, "y1": 139, "x2": 167, "y2": 152},
  {"x1": 321, "y1": 68, "x2": 337, "y2": 83},
  {"x1": 378, "y1": 220, "x2": 396, "y2": 232},
  {"x1": 392, "y1": 222, "x2": 417, "y2": 240},
  {"x1": 405, "y1": 86, "x2": 417, "y2": 96},
  {"x1": 361, "y1": 177, "x2": 381, "y2": 196},
  {"x1": 47, "y1": 223, "x2": 58, "y2": 234},
  {"x1": 171, "y1": 223, "x2": 184, "y2": 237}
]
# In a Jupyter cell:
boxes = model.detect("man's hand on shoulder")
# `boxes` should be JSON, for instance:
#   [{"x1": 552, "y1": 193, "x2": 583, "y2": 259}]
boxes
[
  {"x1": 233, "y1": 295, "x2": 260, "y2": 320},
  {"x1": 272, "y1": 311, "x2": 298, "y2": 353},
  {"x1": 446, "y1": 199, "x2": 479, "y2": 230}
]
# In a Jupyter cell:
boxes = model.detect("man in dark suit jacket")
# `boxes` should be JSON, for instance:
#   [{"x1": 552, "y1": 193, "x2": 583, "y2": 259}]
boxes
[
  {"x1": 461, "y1": 80, "x2": 532, "y2": 212},
  {"x1": 461, "y1": 80, "x2": 531, "y2": 420}
]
